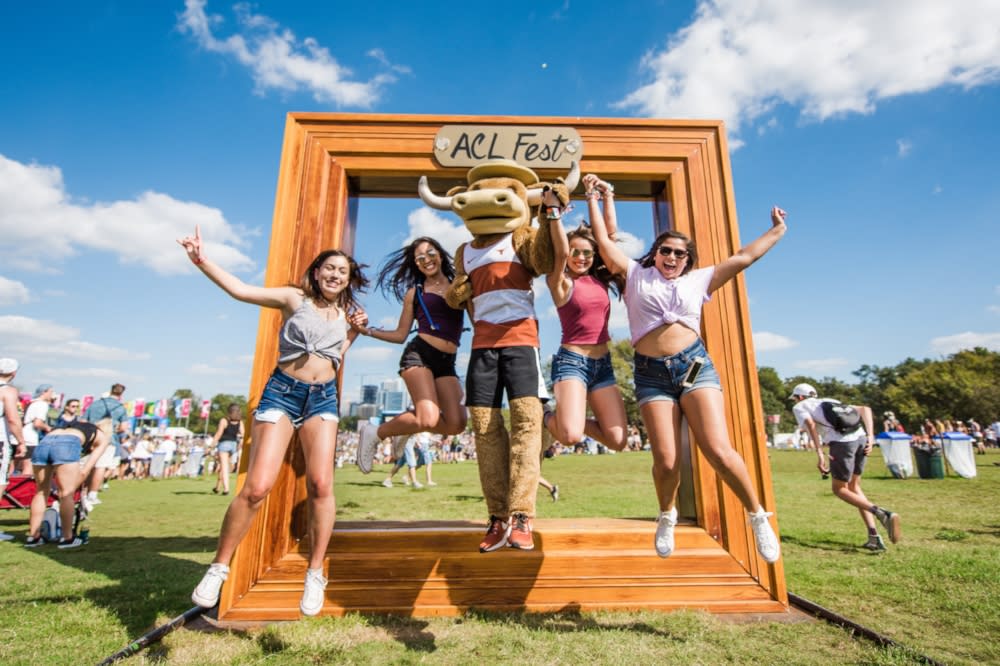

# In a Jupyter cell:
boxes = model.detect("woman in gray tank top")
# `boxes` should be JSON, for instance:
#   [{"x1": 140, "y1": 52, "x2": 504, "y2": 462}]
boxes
[{"x1": 178, "y1": 225, "x2": 369, "y2": 617}]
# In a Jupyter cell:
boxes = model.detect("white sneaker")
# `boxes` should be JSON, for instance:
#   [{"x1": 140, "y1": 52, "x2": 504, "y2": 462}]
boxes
[
  {"x1": 748, "y1": 510, "x2": 781, "y2": 563},
  {"x1": 300, "y1": 567, "x2": 327, "y2": 616},
  {"x1": 88, "y1": 494, "x2": 103, "y2": 506},
  {"x1": 426, "y1": 481, "x2": 437, "y2": 487},
  {"x1": 654, "y1": 507, "x2": 678, "y2": 558},
  {"x1": 356, "y1": 423, "x2": 379, "y2": 474},
  {"x1": 191, "y1": 563, "x2": 230, "y2": 608},
  {"x1": 382, "y1": 478, "x2": 393, "y2": 488},
  {"x1": 0, "y1": 532, "x2": 15, "y2": 542},
  {"x1": 412, "y1": 480, "x2": 424, "y2": 489},
  {"x1": 82, "y1": 496, "x2": 96, "y2": 514}
]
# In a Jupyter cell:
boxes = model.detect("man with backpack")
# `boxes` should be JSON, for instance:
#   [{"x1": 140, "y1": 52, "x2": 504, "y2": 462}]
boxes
[{"x1": 789, "y1": 383, "x2": 901, "y2": 551}]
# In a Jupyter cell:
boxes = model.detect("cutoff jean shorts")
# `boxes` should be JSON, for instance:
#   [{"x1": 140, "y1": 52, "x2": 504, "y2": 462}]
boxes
[
  {"x1": 633, "y1": 338, "x2": 721, "y2": 406},
  {"x1": 216, "y1": 440, "x2": 238, "y2": 454},
  {"x1": 551, "y1": 348, "x2": 617, "y2": 392},
  {"x1": 31, "y1": 434, "x2": 82, "y2": 466},
  {"x1": 255, "y1": 368, "x2": 339, "y2": 428}
]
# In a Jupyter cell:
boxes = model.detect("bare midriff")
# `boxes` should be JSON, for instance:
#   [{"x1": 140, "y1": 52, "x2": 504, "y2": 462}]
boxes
[
  {"x1": 561, "y1": 342, "x2": 610, "y2": 359},
  {"x1": 278, "y1": 354, "x2": 338, "y2": 384},
  {"x1": 418, "y1": 332, "x2": 459, "y2": 355},
  {"x1": 635, "y1": 322, "x2": 699, "y2": 358}
]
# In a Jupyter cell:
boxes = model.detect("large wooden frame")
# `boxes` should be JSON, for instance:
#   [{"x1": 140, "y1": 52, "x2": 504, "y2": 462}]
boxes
[{"x1": 217, "y1": 113, "x2": 788, "y2": 622}]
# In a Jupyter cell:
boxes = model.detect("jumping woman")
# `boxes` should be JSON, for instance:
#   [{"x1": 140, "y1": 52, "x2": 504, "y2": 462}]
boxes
[
  {"x1": 355, "y1": 237, "x2": 467, "y2": 472},
  {"x1": 179, "y1": 225, "x2": 368, "y2": 616},
  {"x1": 588, "y1": 193, "x2": 787, "y2": 563}
]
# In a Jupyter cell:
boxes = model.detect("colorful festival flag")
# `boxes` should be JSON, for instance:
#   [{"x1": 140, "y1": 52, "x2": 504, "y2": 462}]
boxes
[
  {"x1": 180, "y1": 398, "x2": 192, "y2": 417},
  {"x1": 200, "y1": 399, "x2": 211, "y2": 419},
  {"x1": 156, "y1": 399, "x2": 169, "y2": 418},
  {"x1": 81, "y1": 395, "x2": 94, "y2": 412},
  {"x1": 133, "y1": 400, "x2": 146, "y2": 418}
]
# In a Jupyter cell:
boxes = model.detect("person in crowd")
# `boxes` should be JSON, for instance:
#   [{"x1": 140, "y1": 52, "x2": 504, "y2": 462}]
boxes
[
  {"x1": 354, "y1": 237, "x2": 467, "y2": 473},
  {"x1": 212, "y1": 404, "x2": 244, "y2": 494},
  {"x1": 20, "y1": 384, "x2": 55, "y2": 475},
  {"x1": 24, "y1": 419, "x2": 111, "y2": 549},
  {"x1": 382, "y1": 432, "x2": 438, "y2": 488},
  {"x1": 82, "y1": 383, "x2": 128, "y2": 512},
  {"x1": 790, "y1": 383, "x2": 901, "y2": 551},
  {"x1": 178, "y1": 225, "x2": 368, "y2": 617},
  {"x1": 0, "y1": 358, "x2": 25, "y2": 541},
  {"x1": 54, "y1": 398, "x2": 81, "y2": 428},
  {"x1": 131, "y1": 434, "x2": 153, "y2": 479},
  {"x1": 542, "y1": 173, "x2": 628, "y2": 458},
  {"x1": 985, "y1": 422, "x2": 997, "y2": 449},
  {"x1": 586, "y1": 185, "x2": 785, "y2": 563}
]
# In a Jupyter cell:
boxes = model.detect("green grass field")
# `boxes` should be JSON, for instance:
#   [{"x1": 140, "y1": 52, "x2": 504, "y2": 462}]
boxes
[{"x1": 1, "y1": 448, "x2": 997, "y2": 665}]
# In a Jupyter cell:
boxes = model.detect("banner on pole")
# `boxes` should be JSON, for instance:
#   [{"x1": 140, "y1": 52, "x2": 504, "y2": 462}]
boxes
[{"x1": 200, "y1": 399, "x2": 211, "y2": 419}]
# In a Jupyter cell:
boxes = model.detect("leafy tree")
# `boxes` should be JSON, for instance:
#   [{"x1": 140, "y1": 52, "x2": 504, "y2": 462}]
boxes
[
  {"x1": 608, "y1": 338, "x2": 638, "y2": 425},
  {"x1": 886, "y1": 348, "x2": 1000, "y2": 427}
]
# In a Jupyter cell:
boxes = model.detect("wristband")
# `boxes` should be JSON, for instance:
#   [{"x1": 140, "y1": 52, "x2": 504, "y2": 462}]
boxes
[{"x1": 545, "y1": 206, "x2": 562, "y2": 220}]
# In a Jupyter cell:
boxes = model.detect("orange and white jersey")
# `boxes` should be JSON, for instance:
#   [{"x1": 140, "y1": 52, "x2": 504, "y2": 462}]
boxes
[{"x1": 463, "y1": 234, "x2": 538, "y2": 349}]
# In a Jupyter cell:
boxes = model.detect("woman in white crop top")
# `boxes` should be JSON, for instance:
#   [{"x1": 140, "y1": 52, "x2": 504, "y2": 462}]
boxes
[
  {"x1": 542, "y1": 174, "x2": 628, "y2": 459},
  {"x1": 590, "y1": 199, "x2": 787, "y2": 565},
  {"x1": 178, "y1": 225, "x2": 369, "y2": 617}
]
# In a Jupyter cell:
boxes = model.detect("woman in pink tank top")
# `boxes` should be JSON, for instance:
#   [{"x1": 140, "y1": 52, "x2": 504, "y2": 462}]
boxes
[
  {"x1": 589, "y1": 184, "x2": 788, "y2": 566},
  {"x1": 543, "y1": 174, "x2": 629, "y2": 466}
]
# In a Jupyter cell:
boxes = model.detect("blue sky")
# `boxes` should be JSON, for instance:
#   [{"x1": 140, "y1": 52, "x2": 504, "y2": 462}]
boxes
[{"x1": 2, "y1": 0, "x2": 999, "y2": 408}]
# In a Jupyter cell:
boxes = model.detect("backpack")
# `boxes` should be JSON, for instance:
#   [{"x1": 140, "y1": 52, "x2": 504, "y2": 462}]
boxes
[{"x1": 820, "y1": 400, "x2": 862, "y2": 434}]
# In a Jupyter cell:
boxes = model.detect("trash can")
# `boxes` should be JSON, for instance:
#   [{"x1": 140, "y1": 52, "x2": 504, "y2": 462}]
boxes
[
  {"x1": 941, "y1": 432, "x2": 977, "y2": 478},
  {"x1": 876, "y1": 432, "x2": 913, "y2": 479},
  {"x1": 913, "y1": 444, "x2": 944, "y2": 479}
]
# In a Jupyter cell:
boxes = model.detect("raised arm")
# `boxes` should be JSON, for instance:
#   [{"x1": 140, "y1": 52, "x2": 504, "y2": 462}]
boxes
[
  {"x1": 584, "y1": 175, "x2": 630, "y2": 275},
  {"x1": 585, "y1": 174, "x2": 619, "y2": 239},
  {"x1": 544, "y1": 190, "x2": 572, "y2": 306},
  {"x1": 708, "y1": 206, "x2": 787, "y2": 294},
  {"x1": 357, "y1": 291, "x2": 415, "y2": 344},
  {"x1": 2, "y1": 388, "x2": 24, "y2": 456},
  {"x1": 177, "y1": 225, "x2": 300, "y2": 311}
]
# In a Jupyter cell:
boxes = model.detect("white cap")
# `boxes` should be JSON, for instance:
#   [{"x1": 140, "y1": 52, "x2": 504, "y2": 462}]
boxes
[
  {"x1": 0, "y1": 358, "x2": 18, "y2": 374},
  {"x1": 789, "y1": 383, "x2": 817, "y2": 399}
]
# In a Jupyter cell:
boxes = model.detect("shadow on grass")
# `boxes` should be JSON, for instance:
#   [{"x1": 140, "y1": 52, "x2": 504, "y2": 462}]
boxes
[
  {"x1": 461, "y1": 606, "x2": 676, "y2": 637},
  {"x1": 780, "y1": 534, "x2": 864, "y2": 554},
  {"x1": 20, "y1": 536, "x2": 216, "y2": 636},
  {"x1": 360, "y1": 616, "x2": 437, "y2": 652}
]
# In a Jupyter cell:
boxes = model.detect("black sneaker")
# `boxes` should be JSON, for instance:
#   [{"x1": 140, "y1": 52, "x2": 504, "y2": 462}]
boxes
[
  {"x1": 57, "y1": 537, "x2": 85, "y2": 549},
  {"x1": 24, "y1": 536, "x2": 44, "y2": 548},
  {"x1": 875, "y1": 509, "x2": 901, "y2": 544},
  {"x1": 862, "y1": 534, "x2": 886, "y2": 551}
]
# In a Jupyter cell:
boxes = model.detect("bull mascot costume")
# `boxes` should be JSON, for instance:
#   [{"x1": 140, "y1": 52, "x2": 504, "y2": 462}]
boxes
[{"x1": 418, "y1": 159, "x2": 578, "y2": 551}]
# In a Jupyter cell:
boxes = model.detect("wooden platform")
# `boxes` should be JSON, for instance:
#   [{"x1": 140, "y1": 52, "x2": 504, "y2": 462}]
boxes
[{"x1": 217, "y1": 518, "x2": 787, "y2": 622}]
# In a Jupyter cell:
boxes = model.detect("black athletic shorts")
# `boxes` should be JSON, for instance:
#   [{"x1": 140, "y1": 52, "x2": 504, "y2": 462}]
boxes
[
  {"x1": 399, "y1": 336, "x2": 458, "y2": 379},
  {"x1": 466, "y1": 346, "x2": 547, "y2": 408}
]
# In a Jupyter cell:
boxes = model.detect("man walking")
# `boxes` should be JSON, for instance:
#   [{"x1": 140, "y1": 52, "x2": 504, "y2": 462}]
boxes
[
  {"x1": 82, "y1": 383, "x2": 128, "y2": 510},
  {"x1": 790, "y1": 383, "x2": 901, "y2": 551}
]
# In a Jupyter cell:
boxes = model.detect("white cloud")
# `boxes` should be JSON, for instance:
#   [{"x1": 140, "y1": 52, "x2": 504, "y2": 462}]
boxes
[
  {"x1": 0, "y1": 276, "x2": 30, "y2": 305},
  {"x1": 793, "y1": 358, "x2": 850, "y2": 373},
  {"x1": 897, "y1": 139, "x2": 912, "y2": 158},
  {"x1": 932, "y1": 184, "x2": 943, "y2": 195},
  {"x1": 347, "y1": 345, "x2": 395, "y2": 362},
  {"x1": 403, "y1": 207, "x2": 473, "y2": 254},
  {"x1": 609, "y1": 296, "x2": 629, "y2": 334},
  {"x1": 617, "y1": 1, "x2": 1000, "y2": 142},
  {"x1": 754, "y1": 331, "x2": 798, "y2": 352},
  {"x1": 987, "y1": 305, "x2": 1000, "y2": 315},
  {"x1": 178, "y1": 0, "x2": 399, "y2": 107},
  {"x1": 617, "y1": 230, "x2": 647, "y2": 259},
  {"x1": 39, "y1": 367, "x2": 123, "y2": 379},
  {"x1": 930, "y1": 331, "x2": 1000, "y2": 354},
  {"x1": 0, "y1": 315, "x2": 150, "y2": 362},
  {"x1": 0, "y1": 154, "x2": 255, "y2": 275}
]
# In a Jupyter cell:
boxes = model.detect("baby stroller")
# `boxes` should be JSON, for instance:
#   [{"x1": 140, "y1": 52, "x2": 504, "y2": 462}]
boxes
[{"x1": 1, "y1": 473, "x2": 85, "y2": 542}]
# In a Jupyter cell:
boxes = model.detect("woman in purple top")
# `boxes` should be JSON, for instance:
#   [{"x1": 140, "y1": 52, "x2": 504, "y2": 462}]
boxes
[
  {"x1": 355, "y1": 237, "x2": 467, "y2": 473},
  {"x1": 589, "y1": 191, "x2": 788, "y2": 564},
  {"x1": 543, "y1": 174, "x2": 628, "y2": 454}
]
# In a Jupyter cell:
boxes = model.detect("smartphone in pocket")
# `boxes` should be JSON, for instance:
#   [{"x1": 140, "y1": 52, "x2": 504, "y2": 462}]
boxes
[{"x1": 681, "y1": 357, "x2": 706, "y2": 388}]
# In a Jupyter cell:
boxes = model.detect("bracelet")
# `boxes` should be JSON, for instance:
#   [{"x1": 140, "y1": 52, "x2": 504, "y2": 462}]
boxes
[
  {"x1": 585, "y1": 190, "x2": 600, "y2": 200},
  {"x1": 545, "y1": 206, "x2": 562, "y2": 220}
]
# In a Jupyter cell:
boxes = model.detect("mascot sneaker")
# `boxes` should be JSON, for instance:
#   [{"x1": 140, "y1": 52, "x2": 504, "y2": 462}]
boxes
[
  {"x1": 508, "y1": 513, "x2": 534, "y2": 550},
  {"x1": 479, "y1": 515, "x2": 510, "y2": 553}
]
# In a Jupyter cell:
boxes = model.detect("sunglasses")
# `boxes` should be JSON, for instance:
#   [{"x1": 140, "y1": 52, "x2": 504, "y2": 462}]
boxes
[
  {"x1": 414, "y1": 248, "x2": 439, "y2": 264},
  {"x1": 570, "y1": 248, "x2": 594, "y2": 258},
  {"x1": 657, "y1": 246, "x2": 689, "y2": 259}
]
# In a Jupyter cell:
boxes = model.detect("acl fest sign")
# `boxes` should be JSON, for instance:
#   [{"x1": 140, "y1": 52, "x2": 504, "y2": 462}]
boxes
[{"x1": 433, "y1": 125, "x2": 583, "y2": 168}]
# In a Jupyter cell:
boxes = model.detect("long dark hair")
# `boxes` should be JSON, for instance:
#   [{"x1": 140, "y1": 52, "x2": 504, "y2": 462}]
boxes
[
  {"x1": 638, "y1": 230, "x2": 697, "y2": 276},
  {"x1": 375, "y1": 237, "x2": 456, "y2": 303},
  {"x1": 568, "y1": 225, "x2": 624, "y2": 297},
  {"x1": 300, "y1": 249, "x2": 369, "y2": 312}
]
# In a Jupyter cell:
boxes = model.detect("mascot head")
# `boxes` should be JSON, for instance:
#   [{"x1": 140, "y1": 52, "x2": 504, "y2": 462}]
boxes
[{"x1": 418, "y1": 159, "x2": 579, "y2": 236}]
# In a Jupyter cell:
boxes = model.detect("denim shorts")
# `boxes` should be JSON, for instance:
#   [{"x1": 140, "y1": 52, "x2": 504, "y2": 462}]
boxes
[
  {"x1": 551, "y1": 348, "x2": 617, "y2": 392},
  {"x1": 217, "y1": 440, "x2": 238, "y2": 454},
  {"x1": 255, "y1": 368, "x2": 339, "y2": 429},
  {"x1": 31, "y1": 434, "x2": 82, "y2": 466},
  {"x1": 633, "y1": 338, "x2": 721, "y2": 406}
]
